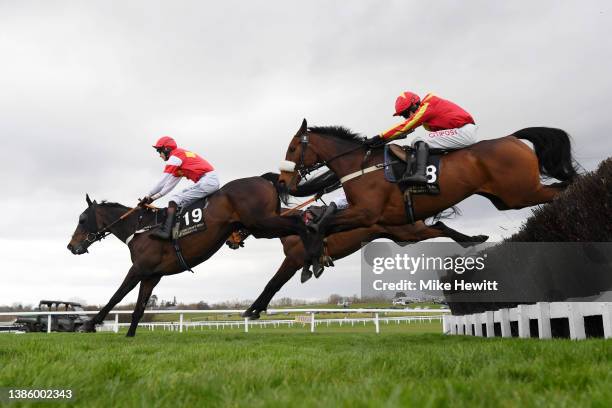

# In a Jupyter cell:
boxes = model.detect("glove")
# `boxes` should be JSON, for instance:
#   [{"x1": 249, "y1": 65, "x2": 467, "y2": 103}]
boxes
[
  {"x1": 364, "y1": 135, "x2": 383, "y2": 146},
  {"x1": 139, "y1": 196, "x2": 153, "y2": 207}
]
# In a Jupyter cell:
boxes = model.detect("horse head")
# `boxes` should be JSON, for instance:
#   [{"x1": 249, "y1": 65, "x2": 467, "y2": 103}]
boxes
[
  {"x1": 67, "y1": 194, "x2": 100, "y2": 255},
  {"x1": 278, "y1": 119, "x2": 324, "y2": 191}
]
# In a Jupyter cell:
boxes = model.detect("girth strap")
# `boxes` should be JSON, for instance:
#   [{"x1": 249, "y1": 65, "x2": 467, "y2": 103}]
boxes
[
  {"x1": 339, "y1": 163, "x2": 385, "y2": 184},
  {"x1": 173, "y1": 239, "x2": 194, "y2": 273}
]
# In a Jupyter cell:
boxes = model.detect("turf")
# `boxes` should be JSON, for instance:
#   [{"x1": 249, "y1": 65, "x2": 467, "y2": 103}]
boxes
[{"x1": 0, "y1": 324, "x2": 610, "y2": 407}]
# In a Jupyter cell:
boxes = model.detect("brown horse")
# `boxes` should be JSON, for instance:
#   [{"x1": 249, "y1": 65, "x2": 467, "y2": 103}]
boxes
[
  {"x1": 273, "y1": 119, "x2": 577, "y2": 272},
  {"x1": 242, "y1": 218, "x2": 488, "y2": 319},
  {"x1": 67, "y1": 176, "x2": 281, "y2": 337}
]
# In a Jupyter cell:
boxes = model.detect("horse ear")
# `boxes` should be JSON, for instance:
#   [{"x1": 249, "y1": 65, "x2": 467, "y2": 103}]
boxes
[
  {"x1": 297, "y1": 118, "x2": 307, "y2": 135},
  {"x1": 86, "y1": 194, "x2": 92, "y2": 206}
]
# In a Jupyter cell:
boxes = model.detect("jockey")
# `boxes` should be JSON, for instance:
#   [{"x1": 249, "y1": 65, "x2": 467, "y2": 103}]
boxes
[
  {"x1": 367, "y1": 92, "x2": 477, "y2": 184},
  {"x1": 140, "y1": 136, "x2": 220, "y2": 240}
]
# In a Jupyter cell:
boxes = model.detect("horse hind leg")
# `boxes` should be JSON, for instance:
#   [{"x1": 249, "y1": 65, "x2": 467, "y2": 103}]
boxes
[
  {"x1": 126, "y1": 276, "x2": 162, "y2": 337},
  {"x1": 507, "y1": 184, "x2": 566, "y2": 209}
]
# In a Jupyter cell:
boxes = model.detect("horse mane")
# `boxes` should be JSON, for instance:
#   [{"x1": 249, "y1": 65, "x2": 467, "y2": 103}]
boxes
[
  {"x1": 99, "y1": 200, "x2": 131, "y2": 210},
  {"x1": 308, "y1": 126, "x2": 365, "y2": 143}
]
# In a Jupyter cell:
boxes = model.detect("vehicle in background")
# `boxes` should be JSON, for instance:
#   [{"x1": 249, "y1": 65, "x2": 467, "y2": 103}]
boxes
[{"x1": 13, "y1": 300, "x2": 88, "y2": 332}]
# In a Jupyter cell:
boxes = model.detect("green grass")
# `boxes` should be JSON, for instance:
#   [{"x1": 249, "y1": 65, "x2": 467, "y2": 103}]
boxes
[{"x1": 1, "y1": 323, "x2": 610, "y2": 407}]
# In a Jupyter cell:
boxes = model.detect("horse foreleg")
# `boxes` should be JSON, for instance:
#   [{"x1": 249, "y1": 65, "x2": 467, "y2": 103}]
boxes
[
  {"x1": 126, "y1": 276, "x2": 161, "y2": 337},
  {"x1": 428, "y1": 221, "x2": 489, "y2": 247},
  {"x1": 80, "y1": 266, "x2": 141, "y2": 332},
  {"x1": 242, "y1": 256, "x2": 301, "y2": 320}
]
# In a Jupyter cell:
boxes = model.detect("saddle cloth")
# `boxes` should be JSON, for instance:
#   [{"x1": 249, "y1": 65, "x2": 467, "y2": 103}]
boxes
[
  {"x1": 383, "y1": 144, "x2": 444, "y2": 195},
  {"x1": 172, "y1": 197, "x2": 209, "y2": 239}
]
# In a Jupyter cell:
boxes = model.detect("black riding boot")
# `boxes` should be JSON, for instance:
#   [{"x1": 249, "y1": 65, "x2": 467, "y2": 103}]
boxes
[
  {"x1": 151, "y1": 201, "x2": 177, "y2": 240},
  {"x1": 307, "y1": 202, "x2": 338, "y2": 233},
  {"x1": 401, "y1": 141, "x2": 429, "y2": 184}
]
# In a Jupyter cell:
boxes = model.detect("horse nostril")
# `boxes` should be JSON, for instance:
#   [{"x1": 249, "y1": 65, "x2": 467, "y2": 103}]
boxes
[{"x1": 67, "y1": 244, "x2": 73, "y2": 250}]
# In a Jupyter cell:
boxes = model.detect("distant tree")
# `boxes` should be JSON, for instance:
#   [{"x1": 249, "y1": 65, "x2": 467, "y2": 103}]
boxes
[
  {"x1": 197, "y1": 301, "x2": 210, "y2": 310},
  {"x1": 327, "y1": 294, "x2": 342, "y2": 304},
  {"x1": 394, "y1": 292, "x2": 407, "y2": 299}
]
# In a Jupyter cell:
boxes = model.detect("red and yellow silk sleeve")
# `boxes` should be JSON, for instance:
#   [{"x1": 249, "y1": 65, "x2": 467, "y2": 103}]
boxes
[{"x1": 380, "y1": 102, "x2": 430, "y2": 140}]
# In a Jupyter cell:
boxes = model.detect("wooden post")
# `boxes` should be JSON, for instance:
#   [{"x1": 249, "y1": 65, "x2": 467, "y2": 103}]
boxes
[
  {"x1": 244, "y1": 317, "x2": 249, "y2": 333},
  {"x1": 473, "y1": 314, "x2": 483, "y2": 337},
  {"x1": 47, "y1": 314, "x2": 52, "y2": 333},
  {"x1": 517, "y1": 304, "x2": 530, "y2": 338},
  {"x1": 375, "y1": 313, "x2": 380, "y2": 334},
  {"x1": 500, "y1": 308, "x2": 511, "y2": 338},
  {"x1": 536, "y1": 302, "x2": 552, "y2": 339},
  {"x1": 114, "y1": 314, "x2": 119, "y2": 333},
  {"x1": 567, "y1": 303, "x2": 586, "y2": 340},
  {"x1": 485, "y1": 311, "x2": 494, "y2": 338},
  {"x1": 179, "y1": 313, "x2": 183, "y2": 333},
  {"x1": 310, "y1": 313, "x2": 315, "y2": 333},
  {"x1": 602, "y1": 303, "x2": 612, "y2": 339}
]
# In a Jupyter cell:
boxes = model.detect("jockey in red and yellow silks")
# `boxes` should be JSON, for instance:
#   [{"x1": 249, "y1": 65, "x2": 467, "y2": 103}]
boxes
[
  {"x1": 366, "y1": 91, "x2": 478, "y2": 184},
  {"x1": 380, "y1": 93, "x2": 475, "y2": 140},
  {"x1": 140, "y1": 136, "x2": 220, "y2": 240}
]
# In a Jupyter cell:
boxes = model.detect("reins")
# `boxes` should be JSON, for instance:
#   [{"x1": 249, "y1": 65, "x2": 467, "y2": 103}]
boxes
[{"x1": 86, "y1": 204, "x2": 156, "y2": 244}]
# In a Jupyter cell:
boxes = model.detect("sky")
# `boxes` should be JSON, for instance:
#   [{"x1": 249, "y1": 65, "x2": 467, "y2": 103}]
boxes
[{"x1": 1, "y1": 1, "x2": 611, "y2": 307}]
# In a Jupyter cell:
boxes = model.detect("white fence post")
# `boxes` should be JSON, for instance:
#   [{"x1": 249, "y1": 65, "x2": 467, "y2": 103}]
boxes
[
  {"x1": 536, "y1": 302, "x2": 552, "y2": 339},
  {"x1": 485, "y1": 311, "x2": 494, "y2": 338},
  {"x1": 567, "y1": 303, "x2": 586, "y2": 340},
  {"x1": 179, "y1": 313, "x2": 184, "y2": 333},
  {"x1": 602, "y1": 303, "x2": 612, "y2": 339},
  {"x1": 473, "y1": 315, "x2": 483, "y2": 337},
  {"x1": 517, "y1": 304, "x2": 530, "y2": 338},
  {"x1": 500, "y1": 308, "x2": 511, "y2": 338},
  {"x1": 114, "y1": 314, "x2": 119, "y2": 333},
  {"x1": 244, "y1": 317, "x2": 249, "y2": 333},
  {"x1": 310, "y1": 313, "x2": 315, "y2": 333},
  {"x1": 47, "y1": 314, "x2": 52, "y2": 333},
  {"x1": 375, "y1": 313, "x2": 380, "y2": 334}
]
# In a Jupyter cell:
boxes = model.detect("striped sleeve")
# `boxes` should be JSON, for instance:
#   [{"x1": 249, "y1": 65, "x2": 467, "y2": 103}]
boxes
[{"x1": 380, "y1": 102, "x2": 429, "y2": 140}]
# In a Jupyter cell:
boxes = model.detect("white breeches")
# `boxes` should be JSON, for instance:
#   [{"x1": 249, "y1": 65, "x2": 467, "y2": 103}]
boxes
[
  {"x1": 169, "y1": 171, "x2": 220, "y2": 207},
  {"x1": 412, "y1": 123, "x2": 479, "y2": 149}
]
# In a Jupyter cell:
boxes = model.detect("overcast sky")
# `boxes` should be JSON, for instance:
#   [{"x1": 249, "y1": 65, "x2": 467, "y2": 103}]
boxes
[{"x1": 1, "y1": 1, "x2": 611, "y2": 307}]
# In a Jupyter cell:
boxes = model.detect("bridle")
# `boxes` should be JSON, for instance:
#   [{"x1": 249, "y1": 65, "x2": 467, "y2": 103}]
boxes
[
  {"x1": 281, "y1": 131, "x2": 368, "y2": 180},
  {"x1": 81, "y1": 204, "x2": 140, "y2": 245}
]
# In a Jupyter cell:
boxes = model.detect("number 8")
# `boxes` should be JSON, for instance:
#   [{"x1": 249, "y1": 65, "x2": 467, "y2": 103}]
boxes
[{"x1": 426, "y1": 165, "x2": 437, "y2": 183}]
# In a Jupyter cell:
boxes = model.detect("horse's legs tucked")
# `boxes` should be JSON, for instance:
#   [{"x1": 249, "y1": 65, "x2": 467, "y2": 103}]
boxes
[
  {"x1": 243, "y1": 257, "x2": 301, "y2": 320},
  {"x1": 82, "y1": 266, "x2": 141, "y2": 330},
  {"x1": 126, "y1": 276, "x2": 161, "y2": 337}
]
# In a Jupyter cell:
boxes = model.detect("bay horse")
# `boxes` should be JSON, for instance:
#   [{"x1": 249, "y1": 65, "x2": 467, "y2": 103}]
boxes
[
  {"x1": 271, "y1": 119, "x2": 577, "y2": 272},
  {"x1": 242, "y1": 218, "x2": 488, "y2": 319},
  {"x1": 67, "y1": 176, "x2": 281, "y2": 337}
]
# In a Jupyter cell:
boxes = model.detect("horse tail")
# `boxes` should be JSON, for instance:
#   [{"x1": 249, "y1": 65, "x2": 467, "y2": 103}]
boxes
[
  {"x1": 513, "y1": 127, "x2": 579, "y2": 182},
  {"x1": 260, "y1": 172, "x2": 287, "y2": 210}
]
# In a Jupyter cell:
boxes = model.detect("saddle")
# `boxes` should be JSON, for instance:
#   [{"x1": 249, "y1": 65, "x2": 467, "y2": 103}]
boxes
[{"x1": 384, "y1": 144, "x2": 447, "y2": 195}]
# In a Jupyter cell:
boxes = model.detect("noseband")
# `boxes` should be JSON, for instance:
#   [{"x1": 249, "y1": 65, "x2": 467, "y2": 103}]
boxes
[{"x1": 279, "y1": 131, "x2": 367, "y2": 179}]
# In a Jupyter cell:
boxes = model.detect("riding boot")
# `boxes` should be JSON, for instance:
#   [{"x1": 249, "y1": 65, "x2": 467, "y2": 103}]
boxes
[
  {"x1": 401, "y1": 141, "x2": 429, "y2": 185},
  {"x1": 307, "y1": 202, "x2": 338, "y2": 233},
  {"x1": 151, "y1": 201, "x2": 178, "y2": 240}
]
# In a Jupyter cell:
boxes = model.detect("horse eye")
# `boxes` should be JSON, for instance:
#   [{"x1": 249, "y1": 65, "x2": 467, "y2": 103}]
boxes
[{"x1": 79, "y1": 214, "x2": 87, "y2": 224}]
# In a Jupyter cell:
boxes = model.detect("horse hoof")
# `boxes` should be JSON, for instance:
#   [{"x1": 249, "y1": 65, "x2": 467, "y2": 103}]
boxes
[
  {"x1": 313, "y1": 264, "x2": 324, "y2": 279},
  {"x1": 77, "y1": 322, "x2": 96, "y2": 333},
  {"x1": 241, "y1": 310, "x2": 261, "y2": 320},
  {"x1": 301, "y1": 267, "x2": 313, "y2": 283}
]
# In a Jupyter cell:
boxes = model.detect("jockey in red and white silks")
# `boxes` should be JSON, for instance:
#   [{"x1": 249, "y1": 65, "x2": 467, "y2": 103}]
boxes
[{"x1": 142, "y1": 136, "x2": 220, "y2": 240}]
